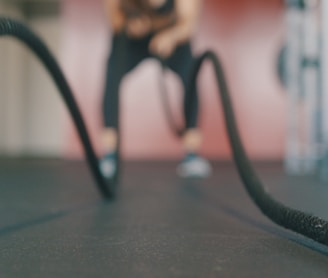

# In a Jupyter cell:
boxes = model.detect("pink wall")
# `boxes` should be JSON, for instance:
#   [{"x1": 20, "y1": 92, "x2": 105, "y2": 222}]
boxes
[{"x1": 61, "y1": 0, "x2": 287, "y2": 160}]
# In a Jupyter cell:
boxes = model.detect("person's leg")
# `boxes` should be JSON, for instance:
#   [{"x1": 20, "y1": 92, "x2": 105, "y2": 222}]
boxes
[
  {"x1": 102, "y1": 34, "x2": 125, "y2": 155},
  {"x1": 165, "y1": 42, "x2": 212, "y2": 177},
  {"x1": 101, "y1": 33, "x2": 150, "y2": 177},
  {"x1": 165, "y1": 43, "x2": 201, "y2": 150}
]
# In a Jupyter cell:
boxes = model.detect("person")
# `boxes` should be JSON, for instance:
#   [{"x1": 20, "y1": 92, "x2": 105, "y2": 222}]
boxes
[{"x1": 100, "y1": 0, "x2": 212, "y2": 178}]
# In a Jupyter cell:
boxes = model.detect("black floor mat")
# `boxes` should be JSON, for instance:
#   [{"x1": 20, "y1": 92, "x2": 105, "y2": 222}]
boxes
[{"x1": 0, "y1": 159, "x2": 327, "y2": 277}]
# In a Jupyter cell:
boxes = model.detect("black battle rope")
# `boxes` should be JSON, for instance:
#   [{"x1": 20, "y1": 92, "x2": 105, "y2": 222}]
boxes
[
  {"x1": 2, "y1": 18, "x2": 328, "y2": 247},
  {"x1": 0, "y1": 18, "x2": 115, "y2": 199},
  {"x1": 189, "y1": 51, "x2": 328, "y2": 246}
]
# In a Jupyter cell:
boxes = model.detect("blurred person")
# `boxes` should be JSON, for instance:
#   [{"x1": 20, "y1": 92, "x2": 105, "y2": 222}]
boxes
[{"x1": 100, "y1": 0, "x2": 212, "y2": 178}]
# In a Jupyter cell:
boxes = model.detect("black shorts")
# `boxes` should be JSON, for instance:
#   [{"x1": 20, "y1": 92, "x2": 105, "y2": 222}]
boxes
[{"x1": 103, "y1": 33, "x2": 199, "y2": 130}]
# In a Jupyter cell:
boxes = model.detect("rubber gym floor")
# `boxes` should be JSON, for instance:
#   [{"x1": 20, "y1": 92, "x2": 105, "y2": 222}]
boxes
[{"x1": 0, "y1": 158, "x2": 328, "y2": 277}]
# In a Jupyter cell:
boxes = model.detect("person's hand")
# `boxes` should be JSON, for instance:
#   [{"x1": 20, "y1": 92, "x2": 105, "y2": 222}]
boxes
[
  {"x1": 149, "y1": 32, "x2": 177, "y2": 58},
  {"x1": 126, "y1": 16, "x2": 152, "y2": 38}
]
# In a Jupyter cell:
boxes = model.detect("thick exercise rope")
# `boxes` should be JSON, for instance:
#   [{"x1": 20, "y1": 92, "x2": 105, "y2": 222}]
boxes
[
  {"x1": 189, "y1": 51, "x2": 328, "y2": 246},
  {"x1": 0, "y1": 17, "x2": 115, "y2": 199},
  {"x1": 1, "y1": 17, "x2": 328, "y2": 246}
]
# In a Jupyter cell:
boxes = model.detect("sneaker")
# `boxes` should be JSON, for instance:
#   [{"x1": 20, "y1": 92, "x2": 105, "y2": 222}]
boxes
[
  {"x1": 99, "y1": 152, "x2": 117, "y2": 179},
  {"x1": 177, "y1": 153, "x2": 212, "y2": 178}
]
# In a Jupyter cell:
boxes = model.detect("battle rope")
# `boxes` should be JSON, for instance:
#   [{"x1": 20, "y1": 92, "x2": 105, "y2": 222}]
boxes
[
  {"x1": 0, "y1": 17, "x2": 115, "y2": 199},
  {"x1": 1, "y1": 17, "x2": 328, "y2": 246},
  {"x1": 189, "y1": 51, "x2": 328, "y2": 246}
]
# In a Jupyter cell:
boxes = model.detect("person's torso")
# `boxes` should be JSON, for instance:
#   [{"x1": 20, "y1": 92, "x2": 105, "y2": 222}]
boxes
[{"x1": 121, "y1": 0, "x2": 176, "y2": 31}]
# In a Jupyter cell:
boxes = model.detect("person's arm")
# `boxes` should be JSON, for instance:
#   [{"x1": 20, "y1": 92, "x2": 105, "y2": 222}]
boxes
[
  {"x1": 104, "y1": 0, "x2": 126, "y2": 33},
  {"x1": 105, "y1": 0, "x2": 152, "y2": 38},
  {"x1": 126, "y1": 15, "x2": 152, "y2": 38},
  {"x1": 149, "y1": 0, "x2": 201, "y2": 58}
]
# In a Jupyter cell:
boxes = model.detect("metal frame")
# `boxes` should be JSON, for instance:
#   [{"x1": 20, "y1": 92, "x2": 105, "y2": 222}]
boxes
[{"x1": 284, "y1": 0, "x2": 322, "y2": 176}]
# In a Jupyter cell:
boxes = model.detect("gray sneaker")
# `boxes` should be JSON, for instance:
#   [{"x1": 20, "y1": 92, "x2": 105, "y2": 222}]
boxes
[
  {"x1": 177, "y1": 153, "x2": 212, "y2": 178},
  {"x1": 99, "y1": 152, "x2": 117, "y2": 179}
]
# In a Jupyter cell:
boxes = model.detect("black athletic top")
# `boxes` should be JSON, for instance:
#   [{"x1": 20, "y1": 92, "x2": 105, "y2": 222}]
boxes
[
  {"x1": 153, "y1": 0, "x2": 174, "y2": 15},
  {"x1": 122, "y1": 0, "x2": 175, "y2": 16}
]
